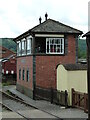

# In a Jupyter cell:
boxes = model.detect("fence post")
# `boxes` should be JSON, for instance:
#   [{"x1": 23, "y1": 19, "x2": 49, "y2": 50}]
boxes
[
  {"x1": 72, "y1": 88, "x2": 75, "y2": 107},
  {"x1": 51, "y1": 88, "x2": 53, "y2": 104},
  {"x1": 84, "y1": 93, "x2": 86, "y2": 112},
  {"x1": 33, "y1": 86, "x2": 36, "y2": 100},
  {"x1": 65, "y1": 90, "x2": 68, "y2": 108}
]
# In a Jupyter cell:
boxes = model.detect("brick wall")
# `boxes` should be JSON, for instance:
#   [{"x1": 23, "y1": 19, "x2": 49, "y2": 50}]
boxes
[
  {"x1": 2, "y1": 58, "x2": 16, "y2": 74},
  {"x1": 17, "y1": 56, "x2": 33, "y2": 90},
  {"x1": 36, "y1": 35, "x2": 76, "y2": 89},
  {"x1": 17, "y1": 35, "x2": 77, "y2": 92}
]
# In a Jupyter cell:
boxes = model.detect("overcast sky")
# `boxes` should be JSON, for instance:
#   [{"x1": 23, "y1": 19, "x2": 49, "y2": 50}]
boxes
[{"x1": 0, "y1": 0, "x2": 89, "y2": 38}]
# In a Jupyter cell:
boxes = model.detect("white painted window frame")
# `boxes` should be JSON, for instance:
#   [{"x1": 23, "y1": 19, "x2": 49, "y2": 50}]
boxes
[
  {"x1": 46, "y1": 38, "x2": 64, "y2": 54},
  {"x1": 17, "y1": 41, "x2": 21, "y2": 56}
]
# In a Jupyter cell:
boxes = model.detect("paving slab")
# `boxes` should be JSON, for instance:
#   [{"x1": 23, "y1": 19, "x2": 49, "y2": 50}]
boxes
[
  {"x1": 5, "y1": 86, "x2": 88, "y2": 119},
  {"x1": 2, "y1": 111, "x2": 23, "y2": 118},
  {"x1": 18, "y1": 109, "x2": 56, "y2": 118}
]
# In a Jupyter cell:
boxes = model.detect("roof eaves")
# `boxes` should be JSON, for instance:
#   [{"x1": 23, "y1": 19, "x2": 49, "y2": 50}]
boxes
[
  {"x1": 13, "y1": 18, "x2": 83, "y2": 41},
  {"x1": 83, "y1": 31, "x2": 90, "y2": 37},
  {"x1": 50, "y1": 19, "x2": 83, "y2": 34},
  {"x1": 13, "y1": 30, "x2": 31, "y2": 42}
]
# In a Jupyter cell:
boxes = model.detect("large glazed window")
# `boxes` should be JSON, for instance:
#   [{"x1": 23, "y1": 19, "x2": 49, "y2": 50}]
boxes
[
  {"x1": 17, "y1": 36, "x2": 32, "y2": 56},
  {"x1": 17, "y1": 41, "x2": 21, "y2": 56},
  {"x1": 46, "y1": 38, "x2": 64, "y2": 54},
  {"x1": 22, "y1": 39, "x2": 26, "y2": 55},
  {"x1": 27, "y1": 37, "x2": 32, "y2": 55}
]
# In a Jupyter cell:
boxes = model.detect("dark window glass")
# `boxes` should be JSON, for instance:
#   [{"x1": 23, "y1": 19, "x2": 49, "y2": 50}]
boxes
[
  {"x1": 22, "y1": 69, "x2": 25, "y2": 80},
  {"x1": 19, "y1": 69, "x2": 21, "y2": 80},
  {"x1": 26, "y1": 69, "x2": 29, "y2": 82}
]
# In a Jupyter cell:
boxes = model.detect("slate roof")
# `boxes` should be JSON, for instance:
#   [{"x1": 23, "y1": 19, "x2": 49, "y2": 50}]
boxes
[
  {"x1": 14, "y1": 18, "x2": 83, "y2": 41},
  {"x1": 31, "y1": 19, "x2": 83, "y2": 34},
  {"x1": 56, "y1": 64, "x2": 87, "y2": 70}
]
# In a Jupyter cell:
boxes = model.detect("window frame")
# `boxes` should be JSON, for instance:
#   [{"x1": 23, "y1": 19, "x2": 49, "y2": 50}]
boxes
[
  {"x1": 17, "y1": 41, "x2": 21, "y2": 56},
  {"x1": 26, "y1": 36, "x2": 32, "y2": 55},
  {"x1": 46, "y1": 38, "x2": 64, "y2": 54}
]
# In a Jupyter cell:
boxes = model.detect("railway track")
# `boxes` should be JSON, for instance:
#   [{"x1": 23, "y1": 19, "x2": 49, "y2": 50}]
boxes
[
  {"x1": 0, "y1": 90, "x2": 61, "y2": 119},
  {"x1": 0, "y1": 90, "x2": 36, "y2": 119},
  {"x1": 0, "y1": 102, "x2": 12, "y2": 112}
]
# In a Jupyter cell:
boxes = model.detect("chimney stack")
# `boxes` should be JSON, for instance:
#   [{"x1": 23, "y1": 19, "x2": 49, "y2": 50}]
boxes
[
  {"x1": 45, "y1": 13, "x2": 48, "y2": 21},
  {"x1": 39, "y1": 17, "x2": 42, "y2": 24}
]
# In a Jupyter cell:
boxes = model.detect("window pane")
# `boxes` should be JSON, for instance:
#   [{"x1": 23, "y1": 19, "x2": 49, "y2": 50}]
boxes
[
  {"x1": 47, "y1": 45, "x2": 49, "y2": 53},
  {"x1": 17, "y1": 43, "x2": 19, "y2": 56},
  {"x1": 50, "y1": 45, "x2": 53, "y2": 52},
  {"x1": 27, "y1": 38, "x2": 31, "y2": 54},
  {"x1": 26, "y1": 69, "x2": 29, "y2": 82},
  {"x1": 22, "y1": 69, "x2": 25, "y2": 80},
  {"x1": 57, "y1": 39, "x2": 60, "y2": 44},
  {"x1": 57, "y1": 45, "x2": 60, "y2": 52},
  {"x1": 19, "y1": 42, "x2": 21, "y2": 50},
  {"x1": 54, "y1": 45, "x2": 56, "y2": 52},
  {"x1": 22, "y1": 40, "x2": 26, "y2": 55},
  {"x1": 17, "y1": 42, "x2": 21, "y2": 56},
  {"x1": 19, "y1": 69, "x2": 21, "y2": 80}
]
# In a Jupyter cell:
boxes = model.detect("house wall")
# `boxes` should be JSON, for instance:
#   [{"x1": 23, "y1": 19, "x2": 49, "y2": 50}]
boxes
[
  {"x1": 2, "y1": 58, "x2": 16, "y2": 75},
  {"x1": 36, "y1": 35, "x2": 76, "y2": 89},
  {"x1": 57, "y1": 64, "x2": 87, "y2": 106},
  {"x1": 68, "y1": 70, "x2": 87, "y2": 105},
  {"x1": 16, "y1": 56, "x2": 33, "y2": 98},
  {"x1": 57, "y1": 65, "x2": 68, "y2": 91}
]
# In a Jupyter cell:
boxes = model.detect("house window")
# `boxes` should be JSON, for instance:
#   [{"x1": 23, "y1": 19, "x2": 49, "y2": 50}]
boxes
[
  {"x1": 2, "y1": 50, "x2": 6, "y2": 54},
  {"x1": 46, "y1": 38, "x2": 64, "y2": 54},
  {"x1": 17, "y1": 41, "x2": 21, "y2": 56},
  {"x1": 27, "y1": 37, "x2": 32, "y2": 55},
  {"x1": 22, "y1": 39, "x2": 26, "y2": 55},
  {"x1": 22, "y1": 69, "x2": 25, "y2": 80},
  {"x1": 19, "y1": 69, "x2": 21, "y2": 80},
  {"x1": 26, "y1": 69, "x2": 29, "y2": 82}
]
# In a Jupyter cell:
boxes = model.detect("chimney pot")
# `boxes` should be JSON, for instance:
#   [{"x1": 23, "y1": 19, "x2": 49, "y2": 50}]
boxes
[
  {"x1": 39, "y1": 17, "x2": 42, "y2": 24},
  {"x1": 45, "y1": 13, "x2": 48, "y2": 21}
]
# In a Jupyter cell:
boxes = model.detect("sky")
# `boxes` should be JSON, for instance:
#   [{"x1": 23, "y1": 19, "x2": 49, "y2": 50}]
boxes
[{"x1": 0, "y1": 0, "x2": 90, "y2": 38}]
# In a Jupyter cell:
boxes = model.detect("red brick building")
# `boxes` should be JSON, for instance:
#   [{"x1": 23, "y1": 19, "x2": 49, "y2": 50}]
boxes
[
  {"x1": 14, "y1": 15, "x2": 83, "y2": 98},
  {"x1": 0, "y1": 46, "x2": 15, "y2": 59},
  {"x1": 0, "y1": 46, "x2": 16, "y2": 82},
  {"x1": 2, "y1": 54, "x2": 16, "y2": 75}
]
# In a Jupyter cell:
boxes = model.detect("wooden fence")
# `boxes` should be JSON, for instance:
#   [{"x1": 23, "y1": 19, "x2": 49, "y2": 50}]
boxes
[
  {"x1": 72, "y1": 88, "x2": 88, "y2": 112},
  {"x1": 84, "y1": 93, "x2": 88, "y2": 113},
  {"x1": 35, "y1": 86, "x2": 68, "y2": 108}
]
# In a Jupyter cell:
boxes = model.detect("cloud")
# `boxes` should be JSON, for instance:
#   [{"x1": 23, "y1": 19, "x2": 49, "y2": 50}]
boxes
[{"x1": 0, "y1": 0, "x2": 89, "y2": 37}]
